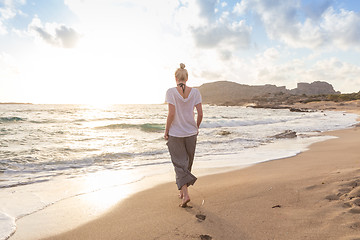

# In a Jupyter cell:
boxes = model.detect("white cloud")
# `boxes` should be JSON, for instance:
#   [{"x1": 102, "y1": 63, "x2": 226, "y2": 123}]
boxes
[
  {"x1": 255, "y1": 59, "x2": 305, "y2": 88},
  {"x1": 28, "y1": 16, "x2": 81, "y2": 48},
  {"x1": 0, "y1": 0, "x2": 26, "y2": 35},
  {"x1": 0, "y1": 4, "x2": 14, "y2": 35},
  {"x1": 186, "y1": 0, "x2": 252, "y2": 58},
  {"x1": 321, "y1": 8, "x2": 360, "y2": 50},
  {"x1": 190, "y1": 47, "x2": 254, "y2": 85},
  {"x1": 54, "y1": 25, "x2": 80, "y2": 48},
  {"x1": 250, "y1": 1, "x2": 304, "y2": 46},
  {"x1": 302, "y1": 0, "x2": 332, "y2": 21},
  {"x1": 0, "y1": 6, "x2": 16, "y2": 20},
  {"x1": 248, "y1": 0, "x2": 360, "y2": 50},
  {"x1": 191, "y1": 20, "x2": 251, "y2": 51},
  {"x1": 263, "y1": 47, "x2": 280, "y2": 60},
  {"x1": 233, "y1": 0, "x2": 248, "y2": 15},
  {"x1": 197, "y1": 0, "x2": 217, "y2": 22}
]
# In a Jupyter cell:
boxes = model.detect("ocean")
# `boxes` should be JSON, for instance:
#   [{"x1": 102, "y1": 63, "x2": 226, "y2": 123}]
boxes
[{"x1": 0, "y1": 104, "x2": 358, "y2": 239}]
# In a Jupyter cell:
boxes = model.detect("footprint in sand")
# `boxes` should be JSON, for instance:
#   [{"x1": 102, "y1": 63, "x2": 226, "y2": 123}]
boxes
[
  {"x1": 325, "y1": 179, "x2": 360, "y2": 214},
  {"x1": 349, "y1": 207, "x2": 360, "y2": 214},
  {"x1": 343, "y1": 202, "x2": 352, "y2": 208},
  {"x1": 196, "y1": 214, "x2": 206, "y2": 221},
  {"x1": 349, "y1": 187, "x2": 360, "y2": 199},
  {"x1": 325, "y1": 194, "x2": 340, "y2": 201},
  {"x1": 324, "y1": 179, "x2": 360, "y2": 201},
  {"x1": 338, "y1": 187, "x2": 353, "y2": 195},
  {"x1": 349, "y1": 222, "x2": 360, "y2": 229},
  {"x1": 200, "y1": 234, "x2": 212, "y2": 240},
  {"x1": 352, "y1": 198, "x2": 360, "y2": 206},
  {"x1": 341, "y1": 179, "x2": 360, "y2": 188}
]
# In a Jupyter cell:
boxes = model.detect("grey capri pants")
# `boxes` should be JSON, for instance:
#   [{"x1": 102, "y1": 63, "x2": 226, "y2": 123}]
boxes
[{"x1": 166, "y1": 134, "x2": 197, "y2": 190}]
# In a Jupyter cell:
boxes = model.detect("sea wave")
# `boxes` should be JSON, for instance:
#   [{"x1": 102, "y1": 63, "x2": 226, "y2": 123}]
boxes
[
  {"x1": 95, "y1": 123, "x2": 164, "y2": 132},
  {"x1": 0, "y1": 117, "x2": 25, "y2": 123},
  {"x1": 0, "y1": 179, "x2": 50, "y2": 189},
  {"x1": 73, "y1": 116, "x2": 148, "y2": 123},
  {"x1": 0, "y1": 150, "x2": 164, "y2": 185},
  {"x1": 29, "y1": 120, "x2": 59, "y2": 124},
  {"x1": 201, "y1": 118, "x2": 288, "y2": 128}
]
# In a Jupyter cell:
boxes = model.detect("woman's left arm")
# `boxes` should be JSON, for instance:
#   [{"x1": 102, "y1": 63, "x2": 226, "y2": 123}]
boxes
[
  {"x1": 195, "y1": 103, "x2": 203, "y2": 129},
  {"x1": 164, "y1": 103, "x2": 175, "y2": 140}
]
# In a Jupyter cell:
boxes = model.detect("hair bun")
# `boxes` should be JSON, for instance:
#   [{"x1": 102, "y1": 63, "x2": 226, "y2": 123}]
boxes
[{"x1": 180, "y1": 63, "x2": 185, "y2": 69}]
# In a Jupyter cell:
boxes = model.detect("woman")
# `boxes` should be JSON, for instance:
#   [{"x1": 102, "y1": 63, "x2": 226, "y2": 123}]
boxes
[{"x1": 164, "y1": 63, "x2": 203, "y2": 208}]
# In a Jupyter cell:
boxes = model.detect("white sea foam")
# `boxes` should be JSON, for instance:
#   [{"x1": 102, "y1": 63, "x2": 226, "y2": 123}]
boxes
[{"x1": 0, "y1": 213, "x2": 15, "y2": 240}]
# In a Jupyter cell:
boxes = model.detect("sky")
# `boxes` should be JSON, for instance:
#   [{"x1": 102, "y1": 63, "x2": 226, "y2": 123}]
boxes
[{"x1": 0, "y1": 0, "x2": 360, "y2": 104}]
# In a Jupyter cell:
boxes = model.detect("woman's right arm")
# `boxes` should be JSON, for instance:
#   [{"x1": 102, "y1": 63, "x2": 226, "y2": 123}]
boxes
[{"x1": 164, "y1": 103, "x2": 175, "y2": 140}]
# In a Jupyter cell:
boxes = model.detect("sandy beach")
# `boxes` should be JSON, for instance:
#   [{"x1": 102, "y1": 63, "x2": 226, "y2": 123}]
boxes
[
  {"x1": 36, "y1": 102, "x2": 359, "y2": 240},
  {"x1": 3, "y1": 1, "x2": 360, "y2": 239}
]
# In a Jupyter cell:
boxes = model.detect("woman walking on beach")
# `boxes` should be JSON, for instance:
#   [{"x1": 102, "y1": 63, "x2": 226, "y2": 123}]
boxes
[{"x1": 164, "y1": 63, "x2": 203, "y2": 207}]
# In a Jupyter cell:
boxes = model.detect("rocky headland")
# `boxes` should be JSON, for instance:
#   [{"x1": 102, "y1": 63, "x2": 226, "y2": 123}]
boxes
[{"x1": 197, "y1": 81, "x2": 360, "y2": 111}]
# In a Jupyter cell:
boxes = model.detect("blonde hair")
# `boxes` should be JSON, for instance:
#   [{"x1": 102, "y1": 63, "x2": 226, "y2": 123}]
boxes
[{"x1": 175, "y1": 63, "x2": 188, "y2": 82}]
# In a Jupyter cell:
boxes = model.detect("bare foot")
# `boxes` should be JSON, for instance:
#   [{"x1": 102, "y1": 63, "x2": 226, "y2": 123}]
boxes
[
  {"x1": 180, "y1": 185, "x2": 190, "y2": 207},
  {"x1": 179, "y1": 197, "x2": 190, "y2": 208}
]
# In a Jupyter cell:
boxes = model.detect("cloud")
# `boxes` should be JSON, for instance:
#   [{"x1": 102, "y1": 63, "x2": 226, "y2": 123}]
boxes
[
  {"x1": 196, "y1": 70, "x2": 222, "y2": 80},
  {"x1": 189, "y1": 0, "x2": 252, "y2": 56},
  {"x1": 233, "y1": 0, "x2": 249, "y2": 15},
  {"x1": 0, "y1": 5, "x2": 16, "y2": 20},
  {"x1": 54, "y1": 25, "x2": 81, "y2": 48},
  {"x1": 0, "y1": 0, "x2": 27, "y2": 35},
  {"x1": 250, "y1": 0, "x2": 308, "y2": 47},
  {"x1": 321, "y1": 8, "x2": 360, "y2": 49},
  {"x1": 263, "y1": 47, "x2": 280, "y2": 60},
  {"x1": 247, "y1": 0, "x2": 360, "y2": 50},
  {"x1": 0, "y1": 2, "x2": 15, "y2": 35},
  {"x1": 191, "y1": 20, "x2": 252, "y2": 50},
  {"x1": 197, "y1": 0, "x2": 217, "y2": 22},
  {"x1": 302, "y1": 0, "x2": 333, "y2": 21},
  {"x1": 28, "y1": 16, "x2": 81, "y2": 48}
]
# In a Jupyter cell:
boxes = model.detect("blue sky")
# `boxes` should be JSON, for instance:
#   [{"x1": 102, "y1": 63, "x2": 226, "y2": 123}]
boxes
[{"x1": 1, "y1": 0, "x2": 360, "y2": 104}]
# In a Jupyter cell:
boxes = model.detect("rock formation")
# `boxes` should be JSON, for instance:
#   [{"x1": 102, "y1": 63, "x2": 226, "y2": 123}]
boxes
[
  {"x1": 289, "y1": 81, "x2": 340, "y2": 95},
  {"x1": 272, "y1": 130, "x2": 297, "y2": 139}
]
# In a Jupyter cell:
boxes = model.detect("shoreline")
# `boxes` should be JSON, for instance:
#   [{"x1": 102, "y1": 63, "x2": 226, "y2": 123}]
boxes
[
  {"x1": 8, "y1": 128, "x2": 345, "y2": 240},
  {"x1": 39, "y1": 107, "x2": 360, "y2": 240},
  {"x1": 6, "y1": 102, "x2": 359, "y2": 240}
]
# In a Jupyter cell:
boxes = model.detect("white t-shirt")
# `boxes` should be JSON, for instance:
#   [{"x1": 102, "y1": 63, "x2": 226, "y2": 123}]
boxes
[{"x1": 165, "y1": 87, "x2": 202, "y2": 137}]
